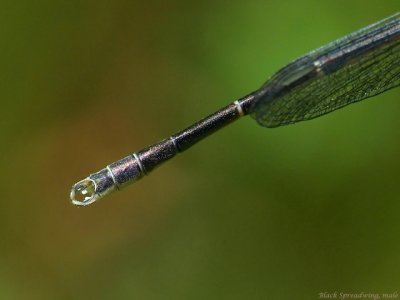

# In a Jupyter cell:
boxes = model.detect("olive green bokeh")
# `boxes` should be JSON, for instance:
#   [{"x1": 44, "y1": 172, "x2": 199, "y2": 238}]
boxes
[{"x1": 1, "y1": 1, "x2": 399, "y2": 299}]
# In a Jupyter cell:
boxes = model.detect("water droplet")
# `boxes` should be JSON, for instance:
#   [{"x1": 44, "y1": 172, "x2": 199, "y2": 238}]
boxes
[{"x1": 70, "y1": 179, "x2": 96, "y2": 206}]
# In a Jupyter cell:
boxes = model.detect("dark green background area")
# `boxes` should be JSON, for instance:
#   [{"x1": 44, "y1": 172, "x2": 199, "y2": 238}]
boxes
[{"x1": 1, "y1": 1, "x2": 399, "y2": 299}]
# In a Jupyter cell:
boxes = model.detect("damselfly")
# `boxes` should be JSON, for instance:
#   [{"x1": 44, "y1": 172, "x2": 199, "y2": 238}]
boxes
[{"x1": 71, "y1": 13, "x2": 400, "y2": 206}]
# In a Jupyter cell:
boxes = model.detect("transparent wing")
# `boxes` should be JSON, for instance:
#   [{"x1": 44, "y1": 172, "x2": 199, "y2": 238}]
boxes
[
  {"x1": 253, "y1": 39, "x2": 400, "y2": 127},
  {"x1": 251, "y1": 13, "x2": 400, "y2": 128}
]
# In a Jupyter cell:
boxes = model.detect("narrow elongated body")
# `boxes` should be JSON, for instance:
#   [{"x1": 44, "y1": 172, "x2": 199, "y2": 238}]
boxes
[{"x1": 71, "y1": 13, "x2": 400, "y2": 206}]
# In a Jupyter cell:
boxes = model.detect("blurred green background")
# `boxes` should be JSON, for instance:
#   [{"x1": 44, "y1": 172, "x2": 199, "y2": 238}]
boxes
[{"x1": 1, "y1": 1, "x2": 399, "y2": 299}]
